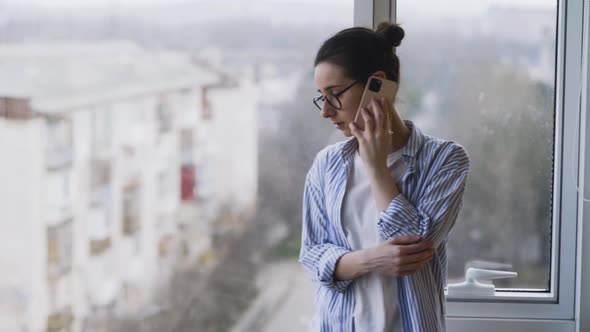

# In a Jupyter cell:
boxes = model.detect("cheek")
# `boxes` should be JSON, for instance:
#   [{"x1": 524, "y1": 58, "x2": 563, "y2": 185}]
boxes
[
  {"x1": 340, "y1": 99, "x2": 360, "y2": 121},
  {"x1": 341, "y1": 91, "x2": 362, "y2": 115},
  {"x1": 341, "y1": 109, "x2": 358, "y2": 122}
]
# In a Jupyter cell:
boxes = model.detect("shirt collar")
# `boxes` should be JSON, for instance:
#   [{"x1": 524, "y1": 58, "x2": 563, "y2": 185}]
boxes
[{"x1": 340, "y1": 120, "x2": 425, "y2": 161}]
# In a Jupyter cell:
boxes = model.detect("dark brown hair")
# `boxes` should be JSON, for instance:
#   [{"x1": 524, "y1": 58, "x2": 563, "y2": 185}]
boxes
[{"x1": 314, "y1": 22, "x2": 405, "y2": 83}]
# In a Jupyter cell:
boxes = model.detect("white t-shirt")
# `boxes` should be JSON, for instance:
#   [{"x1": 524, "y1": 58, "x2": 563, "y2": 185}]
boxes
[{"x1": 341, "y1": 148, "x2": 408, "y2": 332}]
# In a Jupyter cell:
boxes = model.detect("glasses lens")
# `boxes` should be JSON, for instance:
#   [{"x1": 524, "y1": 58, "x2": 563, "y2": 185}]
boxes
[{"x1": 326, "y1": 94, "x2": 341, "y2": 110}]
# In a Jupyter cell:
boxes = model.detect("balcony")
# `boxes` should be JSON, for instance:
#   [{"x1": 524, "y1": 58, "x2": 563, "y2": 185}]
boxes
[
  {"x1": 121, "y1": 256, "x2": 144, "y2": 284},
  {"x1": 91, "y1": 144, "x2": 112, "y2": 161},
  {"x1": 46, "y1": 148, "x2": 74, "y2": 171},
  {"x1": 122, "y1": 214, "x2": 140, "y2": 236},
  {"x1": 89, "y1": 185, "x2": 110, "y2": 209},
  {"x1": 47, "y1": 261, "x2": 72, "y2": 281},
  {"x1": 90, "y1": 158, "x2": 111, "y2": 186},
  {"x1": 46, "y1": 171, "x2": 74, "y2": 227},
  {"x1": 88, "y1": 279, "x2": 119, "y2": 309},
  {"x1": 159, "y1": 193, "x2": 178, "y2": 216},
  {"x1": 46, "y1": 202, "x2": 73, "y2": 228},
  {"x1": 88, "y1": 206, "x2": 111, "y2": 256},
  {"x1": 120, "y1": 150, "x2": 142, "y2": 185},
  {"x1": 121, "y1": 125, "x2": 149, "y2": 150},
  {"x1": 46, "y1": 306, "x2": 73, "y2": 332},
  {"x1": 89, "y1": 237, "x2": 111, "y2": 256},
  {"x1": 86, "y1": 251, "x2": 119, "y2": 308},
  {"x1": 158, "y1": 234, "x2": 177, "y2": 260},
  {"x1": 157, "y1": 98, "x2": 173, "y2": 133},
  {"x1": 180, "y1": 128, "x2": 195, "y2": 164}
]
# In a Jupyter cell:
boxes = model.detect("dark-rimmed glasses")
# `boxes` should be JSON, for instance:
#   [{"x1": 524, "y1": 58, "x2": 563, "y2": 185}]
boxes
[{"x1": 313, "y1": 81, "x2": 358, "y2": 110}]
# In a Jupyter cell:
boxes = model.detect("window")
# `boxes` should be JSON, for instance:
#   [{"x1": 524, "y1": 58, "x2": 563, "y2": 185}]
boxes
[
  {"x1": 91, "y1": 107, "x2": 112, "y2": 154},
  {"x1": 46, "y1": 171, "x2": 73, "y2": 222},
  {"x1": 157, "y1": 95, "x2": 173, "y2": 133},
  {"x1": 397, "y1": 0, "x2": 557, "y2": 293},
  {"x1": 389, "y1": 0, "x2": 584, "y2": 329},
  {"x1": 122, "y1": 185, "x2": 141, "y2": 236},
  {"x1": 46, "y1": 117, "x2": 72, "y2": 153},
  {"x1": 0, "y1": 0, "x2": 357, "y2": 329},
  {"x1": 45, "y1": 117, "x2": 73, "y2": 170},
  {"x1": 47, "y1": 220, "x2": 73, "y2": 279},
  {"x1": 15, "y1": 1, "x2": 590, "y2": 331}
]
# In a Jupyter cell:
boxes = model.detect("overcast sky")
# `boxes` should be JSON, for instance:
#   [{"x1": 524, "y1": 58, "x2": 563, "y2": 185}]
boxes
[
  {"x1": 2, "y1": 0, "x2": 556, "y2": 18},
  {"x1": 4, "y1": 0, "x2": 555, "y2": 9}
]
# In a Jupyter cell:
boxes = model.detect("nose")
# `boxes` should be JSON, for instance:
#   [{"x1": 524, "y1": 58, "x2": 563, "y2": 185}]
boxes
[{"x1": 320, "y1": 102, "x2": 336, "y2": 119}]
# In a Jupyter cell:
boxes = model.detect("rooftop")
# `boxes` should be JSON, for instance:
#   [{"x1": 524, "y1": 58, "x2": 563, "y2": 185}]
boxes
[{"x1": 0, "y1": 41, "x2": 222, "y2": 113}]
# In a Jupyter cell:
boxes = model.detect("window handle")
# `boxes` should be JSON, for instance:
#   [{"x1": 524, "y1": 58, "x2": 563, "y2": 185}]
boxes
[{"x1": 447, "y1": 268, "x2": 518, "y2": 297}]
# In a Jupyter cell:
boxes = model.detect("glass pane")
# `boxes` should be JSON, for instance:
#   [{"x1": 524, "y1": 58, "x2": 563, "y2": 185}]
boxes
[
  {"x1": 396, "y1": 1, "x2": 557, "y2": 291},
  {"x1": 0, "y1": 1, "x2": 352, "y2": 331}
]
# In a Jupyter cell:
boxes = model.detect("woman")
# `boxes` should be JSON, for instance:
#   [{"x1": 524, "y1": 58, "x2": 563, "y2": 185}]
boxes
[{"x1": 299, "y1": 22, "x2": 470, "y2": 332}]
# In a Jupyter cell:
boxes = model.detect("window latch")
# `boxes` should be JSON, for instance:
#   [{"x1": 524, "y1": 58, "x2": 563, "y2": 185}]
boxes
[{"x1": 447, "y1": 268, "x2": 518, "y2": 297}]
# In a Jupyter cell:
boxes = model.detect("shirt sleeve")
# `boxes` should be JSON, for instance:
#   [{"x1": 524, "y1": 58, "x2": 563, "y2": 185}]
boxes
[
  {"x1": 377, "y1": 144, "x2": 470, "y2": 246},
  {"x1": 298, "y1": 152, "x2": 353, "y2": 293}
]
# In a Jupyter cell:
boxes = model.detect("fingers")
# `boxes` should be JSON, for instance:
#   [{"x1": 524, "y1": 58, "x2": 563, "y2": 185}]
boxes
[
  {"x1": 383, "y1": 256, "x2": 433, "y2": 277},
  {"x1": 379, "y1": 97, "x2": 390, "y2": 114},
  {"x1": 396, "y1": 240, "x2": 435, "y2": 255},
  {"x1": 380, "y1": 97, "x2": 391, "y2": 133},
  {"x1": 398, "y1": 259, "x2": 431, "y2": 274},
  {"x1": 361, "y1": 107, "x2": 375, "y2": 133},
  {"x1": 388, "y1": 253, "x2": 434, "y2": 276},
  {"x1": 398, "y1": 248, "x2": 435, "y2": 265},
  {"x1": 348, "y1": 122, "x2": 365, "y2": 143},
  {"x1": 371, "y1": 98, "x2": 386, "y2": 134},
  {"x1": 387, "y1": 235, "x2": 421, "y2": 245}
]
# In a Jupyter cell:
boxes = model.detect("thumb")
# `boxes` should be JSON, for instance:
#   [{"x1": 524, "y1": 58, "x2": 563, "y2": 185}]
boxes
[{"x1": 387, "y1": 235, "x2": 421, "y2": 245}]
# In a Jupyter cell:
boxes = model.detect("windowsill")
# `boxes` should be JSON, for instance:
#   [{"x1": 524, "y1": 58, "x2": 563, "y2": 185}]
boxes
[{"x1": 446, "y1": 289, "x2": 555, "y2": 302}]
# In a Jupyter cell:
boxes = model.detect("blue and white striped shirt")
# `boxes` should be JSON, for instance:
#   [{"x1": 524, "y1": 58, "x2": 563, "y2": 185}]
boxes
[{"x1": 299, "y1": 120, "x2": 470, "y2": 332}]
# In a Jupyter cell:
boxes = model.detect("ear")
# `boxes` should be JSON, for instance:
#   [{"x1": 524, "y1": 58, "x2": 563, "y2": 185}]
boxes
[{"x1": 370, "y1": 71, "x2": 387, "y2": 79}]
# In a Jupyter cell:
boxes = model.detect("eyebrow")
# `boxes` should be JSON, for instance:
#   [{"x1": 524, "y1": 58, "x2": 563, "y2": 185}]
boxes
[{"x1": 317, "y1": 84, "x2": 343, "y2": 93}]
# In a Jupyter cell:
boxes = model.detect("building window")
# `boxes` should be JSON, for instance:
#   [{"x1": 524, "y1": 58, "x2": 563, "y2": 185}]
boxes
[{"x1": 47, "y1": 220, "x2": 73, "y2": 279}]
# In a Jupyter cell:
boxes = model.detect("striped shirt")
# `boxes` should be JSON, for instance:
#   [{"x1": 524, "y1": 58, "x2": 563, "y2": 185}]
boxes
[{"x1": 299, "y1": 120, "x2": 470, "y2": 332}]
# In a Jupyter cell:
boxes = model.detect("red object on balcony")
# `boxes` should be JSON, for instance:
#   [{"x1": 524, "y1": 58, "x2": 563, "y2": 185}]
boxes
[{"x1": 180, "y1": 164, "x2": 196, "y2": 201}]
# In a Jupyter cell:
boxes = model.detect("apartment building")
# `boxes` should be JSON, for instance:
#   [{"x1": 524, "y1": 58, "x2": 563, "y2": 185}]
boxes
[{"x1": 0, "y1": 42, "x2": 258, "y2": 332}]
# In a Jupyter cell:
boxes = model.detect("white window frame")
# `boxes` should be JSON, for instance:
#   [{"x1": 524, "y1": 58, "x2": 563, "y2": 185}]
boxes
[
  {"x1": 354, "y1": 0, "x2": 590, "y2": 330},
  {"x1": 575, "y1": 0, "x2": 590, "y2": 329}
]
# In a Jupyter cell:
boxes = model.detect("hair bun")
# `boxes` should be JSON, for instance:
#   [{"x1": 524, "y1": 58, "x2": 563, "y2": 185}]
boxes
[{"x1": 376, "y1": 22, "x2": 404, "y2": 48}]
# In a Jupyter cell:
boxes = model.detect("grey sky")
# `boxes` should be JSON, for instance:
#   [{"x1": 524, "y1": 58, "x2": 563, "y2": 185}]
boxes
[
  {"x1": 4, "y1": 0, "x2": 555, "y2": 9},
  {"x1": 2, "y1": 0, "x2": 556, "y2": 18}
]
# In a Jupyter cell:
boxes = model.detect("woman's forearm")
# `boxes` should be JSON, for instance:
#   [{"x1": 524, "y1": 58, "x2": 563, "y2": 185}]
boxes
[
  {"x1": 367, "y1": 165, "x2": 400, "y2": 211},
  {"x1": 334, "y1": 249, "x2": 373, "y2": 281}
]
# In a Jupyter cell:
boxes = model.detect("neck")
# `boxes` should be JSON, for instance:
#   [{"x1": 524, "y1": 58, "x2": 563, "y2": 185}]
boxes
[{"x1": 390, "y1": 109, "x2": 410, "y2": 152}]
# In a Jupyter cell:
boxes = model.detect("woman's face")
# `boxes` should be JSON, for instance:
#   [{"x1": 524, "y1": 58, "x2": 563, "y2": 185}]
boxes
[{"x1": 314, "y1": 62, "x2": 364, "y2": 137}]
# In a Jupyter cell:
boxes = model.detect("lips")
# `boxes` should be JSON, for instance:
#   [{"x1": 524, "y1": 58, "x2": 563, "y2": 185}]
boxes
[{"x1": 333, "y1": 122, "x2": 346, "y2": 129}]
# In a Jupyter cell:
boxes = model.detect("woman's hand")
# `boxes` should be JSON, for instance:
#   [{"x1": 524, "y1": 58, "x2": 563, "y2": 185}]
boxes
[
  {"x1": 349, "y1": 97, "x2": 393, "y2": 175},
  {"x1": 350, "y1": 97, "x2": 400, "y2": 211},
  {"x1": 364, "y1": 235, "x2": 435, "y2": 277}
]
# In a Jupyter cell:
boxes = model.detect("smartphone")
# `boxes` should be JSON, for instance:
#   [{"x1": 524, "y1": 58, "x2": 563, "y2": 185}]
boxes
[{"x1": 354, "y1": 76, "x2": 399, "y2": 132}]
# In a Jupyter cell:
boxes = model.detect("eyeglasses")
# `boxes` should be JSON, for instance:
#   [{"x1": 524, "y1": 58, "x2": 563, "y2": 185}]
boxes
[{"x1": 313, "y1": 81, "x2": 358, "y2": 111}]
